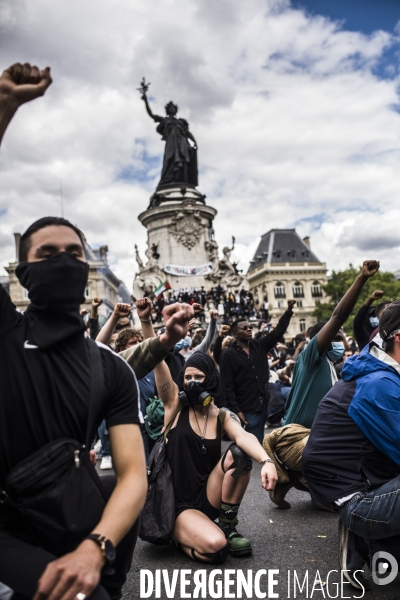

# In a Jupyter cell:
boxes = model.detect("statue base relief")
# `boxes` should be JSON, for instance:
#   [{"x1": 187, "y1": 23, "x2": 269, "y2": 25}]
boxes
[{"x1": 133, "y1": 187, "x2": 245, "y2": 298}]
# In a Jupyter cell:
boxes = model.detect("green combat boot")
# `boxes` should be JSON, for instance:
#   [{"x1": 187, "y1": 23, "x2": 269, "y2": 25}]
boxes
[{"x1": 218, "y1": 503, "x2": 252, "y2": 556}]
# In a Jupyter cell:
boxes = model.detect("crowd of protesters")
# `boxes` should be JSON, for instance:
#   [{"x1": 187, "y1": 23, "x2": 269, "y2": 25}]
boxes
[
  {"x1": 146, "y1": 285, "x2": 267, "y2": 324},
  {"x1": 1, "y1": 61, "x2": 400, "y2": 600}
]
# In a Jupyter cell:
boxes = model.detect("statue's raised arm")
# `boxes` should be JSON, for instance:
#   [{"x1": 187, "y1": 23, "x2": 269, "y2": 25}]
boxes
[
  {"x1": 138, "y1": 77, "x2": 162, "y2": 123},
  {"x1": 141, "y1": 92, "x2": 163, "y2": 123}
]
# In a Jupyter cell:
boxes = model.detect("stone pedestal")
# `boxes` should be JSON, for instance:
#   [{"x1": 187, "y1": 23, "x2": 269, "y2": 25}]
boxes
[{"x1": 133, "y1": 185, "x2": 244, "y2": 297}]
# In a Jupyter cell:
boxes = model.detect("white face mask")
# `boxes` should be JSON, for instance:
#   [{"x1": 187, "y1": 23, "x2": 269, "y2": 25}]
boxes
[{"x1": 369, "y1": 316, "x2": 379, "y2": 328}]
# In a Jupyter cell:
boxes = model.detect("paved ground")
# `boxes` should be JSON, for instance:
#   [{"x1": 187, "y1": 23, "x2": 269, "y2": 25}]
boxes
[{"x1": 113, "y1": 435, "x2": 399, "y2": 600}]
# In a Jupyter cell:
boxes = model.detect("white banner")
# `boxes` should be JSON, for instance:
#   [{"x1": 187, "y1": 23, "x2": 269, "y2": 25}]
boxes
[{"x1": 163, "y1": 263, "x2": 213, "y2": 277}]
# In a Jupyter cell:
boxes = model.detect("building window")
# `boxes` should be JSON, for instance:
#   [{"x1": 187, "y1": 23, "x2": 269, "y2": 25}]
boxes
[
  {"x1": 293, "y1": 281, "x2": 304, "y2": 298},
  {"x1": 23, "y1": 288, "x2": 29, "y2": 299},
  {"x1": 277, "y1": 300, "x2": 286, "y2": 308},
  {"x1": 274, "y1": 282, "x2": 286, "y2": 298},
  {"x1": 299, "y1": 318, "x2": 306, "y2": 332},
  {"x1": 288, "y1": 250, "x2": 296, "y2": 259},
  {"x1": 296, "y1": 300, "x2": 303, "y2": 308},
  {"x1": 85, "y1": 286, "x2": 90, "y2": 298},
  {"x1": 311, "y1": 281, "x2": 322, "y2": 298}
]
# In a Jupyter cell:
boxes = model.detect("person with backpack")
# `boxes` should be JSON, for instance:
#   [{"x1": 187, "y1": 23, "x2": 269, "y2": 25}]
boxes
[{"x1": 136, "y1": 298, "x2": 278, "y2": 562}]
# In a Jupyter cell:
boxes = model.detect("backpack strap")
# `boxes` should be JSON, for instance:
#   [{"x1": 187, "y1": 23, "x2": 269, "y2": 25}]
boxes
[
  {"x1": 85, "y1": 338, "x2": 105, "y2": 449},
  {"x1": 163, "y1": 404, "x2": 183, "y2": 441},
  {"x1": 218, "y1": 409, "x2": 227, "y2": 430}
]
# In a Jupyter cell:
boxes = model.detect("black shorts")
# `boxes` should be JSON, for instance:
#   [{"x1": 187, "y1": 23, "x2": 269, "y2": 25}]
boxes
[{"x1": 175, "y1": 484, "x2": 220, "y2": 522}]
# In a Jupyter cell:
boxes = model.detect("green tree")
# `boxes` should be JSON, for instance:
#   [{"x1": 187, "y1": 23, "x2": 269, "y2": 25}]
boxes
[{"x1": 313, "y1": 265, "x2": 400, "y2": 330}]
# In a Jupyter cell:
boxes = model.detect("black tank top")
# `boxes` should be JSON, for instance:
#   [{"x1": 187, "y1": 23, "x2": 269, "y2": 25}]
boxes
[{"x1": 166, "y1": 406, "x2": 222, "y2": 509}]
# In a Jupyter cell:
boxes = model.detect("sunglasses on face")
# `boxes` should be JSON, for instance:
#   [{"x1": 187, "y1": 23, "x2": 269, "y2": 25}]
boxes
[{"x1": 239, "y1": 325, "x2": 252, "y2": 331}]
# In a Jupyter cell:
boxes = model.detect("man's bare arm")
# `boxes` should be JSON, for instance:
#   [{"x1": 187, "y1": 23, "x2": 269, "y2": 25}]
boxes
[
  {"x1": 33, "y1": 424, "x2": 147, "y2": 600},
  {"x1": 0, "y1": 63, "x2": 52, "y2": 145},
  {"x1": 316, "y1": 260, "x2": 379, "y2": 354},
  {"x1": 96, "y1": 303, "x2": 131, "y2": 346}
]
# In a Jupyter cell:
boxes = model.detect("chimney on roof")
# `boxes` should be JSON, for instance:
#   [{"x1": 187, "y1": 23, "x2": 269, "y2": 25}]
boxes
[
  {"x1": 303, "y1": 236, "x2": 310, "y2": 249},
  {"x1": 14, "y1": 233, "x2": 21, "y2": 262}
]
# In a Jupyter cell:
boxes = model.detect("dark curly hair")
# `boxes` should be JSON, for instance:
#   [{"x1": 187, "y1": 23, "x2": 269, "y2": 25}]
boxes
[{"x1": 115, "y1": 328, "x2": 142, "y2": 353}]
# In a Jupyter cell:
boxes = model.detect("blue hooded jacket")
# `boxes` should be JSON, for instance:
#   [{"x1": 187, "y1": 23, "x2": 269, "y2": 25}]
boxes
[{"x1": 342, "y1": 344, "x2": 400, "y2": 466}]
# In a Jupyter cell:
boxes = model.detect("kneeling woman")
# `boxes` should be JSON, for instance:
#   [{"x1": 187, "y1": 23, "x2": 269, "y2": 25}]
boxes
[{"x1": 155, "y1": 351, "x2": 278, "y2": 563}]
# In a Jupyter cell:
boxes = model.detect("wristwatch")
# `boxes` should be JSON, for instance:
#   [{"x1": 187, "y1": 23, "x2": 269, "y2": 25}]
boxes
[{"x1": 85, "y1": 533, "x2": 116, "y2": 564}]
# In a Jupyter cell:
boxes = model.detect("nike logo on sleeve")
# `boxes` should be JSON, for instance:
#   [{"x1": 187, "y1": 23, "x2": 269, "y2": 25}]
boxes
[{"x1": 24, "y1": 341, "x2": 39, "y2": 349}]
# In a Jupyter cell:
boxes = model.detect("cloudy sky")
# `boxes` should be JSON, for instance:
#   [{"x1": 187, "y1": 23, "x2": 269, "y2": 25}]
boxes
[{"x1": 1, "y1": 0, "x2": 400, "y2": 289}]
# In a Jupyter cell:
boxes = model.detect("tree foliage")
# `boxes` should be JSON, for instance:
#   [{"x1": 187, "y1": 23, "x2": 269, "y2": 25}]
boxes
[{"x1": 313, "y1": 265, "x2": 400, "y2": 330}]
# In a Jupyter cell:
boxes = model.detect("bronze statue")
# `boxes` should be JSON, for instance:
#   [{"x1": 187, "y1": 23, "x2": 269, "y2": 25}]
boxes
[{"x1": 138, "y1": 78, "x2": 198, "y2": 189}]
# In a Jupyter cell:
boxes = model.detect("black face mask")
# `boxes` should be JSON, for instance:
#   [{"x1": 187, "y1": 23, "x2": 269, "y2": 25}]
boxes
[
  {"x1": 16, "y1": 252, "x2": 89, "y2": 310},
  {"x1": 15, "y1": 253, "x2": 89, "y2": 349}
]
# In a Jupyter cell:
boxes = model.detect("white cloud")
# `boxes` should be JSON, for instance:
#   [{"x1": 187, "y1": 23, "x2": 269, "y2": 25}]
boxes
[{"x1": 1, "y1": 0, "x2": 400, "y2": 290}]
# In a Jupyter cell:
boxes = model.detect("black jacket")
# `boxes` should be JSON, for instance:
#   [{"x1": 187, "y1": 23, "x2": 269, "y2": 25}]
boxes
[
  {"x1": 352, "y1": 305, "x2": 375, "y2": 350},
  {"x1": 219, "y1": 310, "x2": 293, "y2": 414}
]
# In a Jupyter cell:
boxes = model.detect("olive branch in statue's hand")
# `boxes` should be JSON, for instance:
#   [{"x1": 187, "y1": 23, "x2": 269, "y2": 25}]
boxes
[{"x1": 137, "y1": 77, "x2": 150, "y2": 98}]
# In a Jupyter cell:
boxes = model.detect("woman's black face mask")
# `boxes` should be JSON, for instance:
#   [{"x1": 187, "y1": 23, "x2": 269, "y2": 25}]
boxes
[{"x1": 16, "y1": 252, "x2": 89, "y2": 310}]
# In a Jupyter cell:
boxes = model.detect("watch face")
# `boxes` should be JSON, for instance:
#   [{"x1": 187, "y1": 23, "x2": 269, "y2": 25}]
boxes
[{"x1": 104, "y1": 539, "x2": 116, "y2": 563}]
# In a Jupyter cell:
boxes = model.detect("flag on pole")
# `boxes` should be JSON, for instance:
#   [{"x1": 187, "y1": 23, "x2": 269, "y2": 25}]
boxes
[{"x1": 154, "y1": 280, "x2": 171, "y2": 298}]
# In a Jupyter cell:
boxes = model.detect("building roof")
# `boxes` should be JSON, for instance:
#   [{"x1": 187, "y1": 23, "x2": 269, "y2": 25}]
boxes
[{"x1": 248, "y1": 229, "x2": 321, "y2": 273}]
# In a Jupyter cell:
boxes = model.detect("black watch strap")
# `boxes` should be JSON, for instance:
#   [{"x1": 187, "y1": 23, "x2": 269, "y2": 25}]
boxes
[{"x1": 85, "y1": 533, "x2": 116, "y2": 564}]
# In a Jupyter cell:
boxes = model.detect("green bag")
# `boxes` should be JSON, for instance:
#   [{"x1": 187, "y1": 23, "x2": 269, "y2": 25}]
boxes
[{"x1": 144, "y1": 397, "x2": 165, "y2": 441}]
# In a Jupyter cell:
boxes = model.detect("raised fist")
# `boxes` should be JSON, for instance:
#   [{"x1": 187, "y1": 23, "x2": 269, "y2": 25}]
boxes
[
  {"x1": 0, "y1": 63, "x2": 52, "y2": 107},
  {"x1": 113, "y1": 303, "x2": 131, "y2": 319},
  {"x1": 370, "y1": 289, "x2": 384, "y2": 301},
  {"x1": 159, "y1": 303, "x2": 195, "y2": 349},
  {"x1": 92, "y1": 297, "x2": 103, "y2": 309},
  {"x1": 361, "y1": 261, "x2": 380, "y2": 278},
  {"x1": 192, "y1": 303, "x2": 204, "y2": 314},
  {"x1": 287, "y1": 300, "x2": 296, "y2": 310},
  {"x1": 209, "y1": 309, "x2": 219, "y2": 321},
  {"x1": 135, "y1": 297, "x2": 152, "y2": 321},
  {"x1": 219, "y1": 324, "x2": 230, "y2": 337}
]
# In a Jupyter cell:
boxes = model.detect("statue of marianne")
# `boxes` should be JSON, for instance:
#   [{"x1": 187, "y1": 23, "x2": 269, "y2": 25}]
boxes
[{"x1": 139, "y1": 78, "x2": 198, "y2": 189}]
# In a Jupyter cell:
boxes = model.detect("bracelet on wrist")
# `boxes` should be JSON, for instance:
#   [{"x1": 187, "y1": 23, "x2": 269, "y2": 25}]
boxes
[
  {"x1": 259, "y1": 458, "x2": 274, "y2": 466},
  {"x1": 140, "y1": 319, "x2": 151, "y2": 323}
]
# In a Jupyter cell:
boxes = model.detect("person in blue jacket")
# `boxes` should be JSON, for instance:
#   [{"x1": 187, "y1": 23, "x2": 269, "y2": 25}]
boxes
[{"x1": 303, "y1": 300, "x2": 400, "y2": 591}]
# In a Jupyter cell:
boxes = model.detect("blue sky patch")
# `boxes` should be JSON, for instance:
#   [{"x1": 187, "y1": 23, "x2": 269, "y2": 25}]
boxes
[
  {"x1": 292, "y1": 0, "x2": 400, "y2": 35},
  {"x1": 116, "y1": 155, "x2": 161, "y2": 184}
]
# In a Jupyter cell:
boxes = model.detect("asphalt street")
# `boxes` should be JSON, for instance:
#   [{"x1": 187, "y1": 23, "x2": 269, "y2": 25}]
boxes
[{"x1": 116, "y1": 436, "x2": 399, "y2": 600}]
